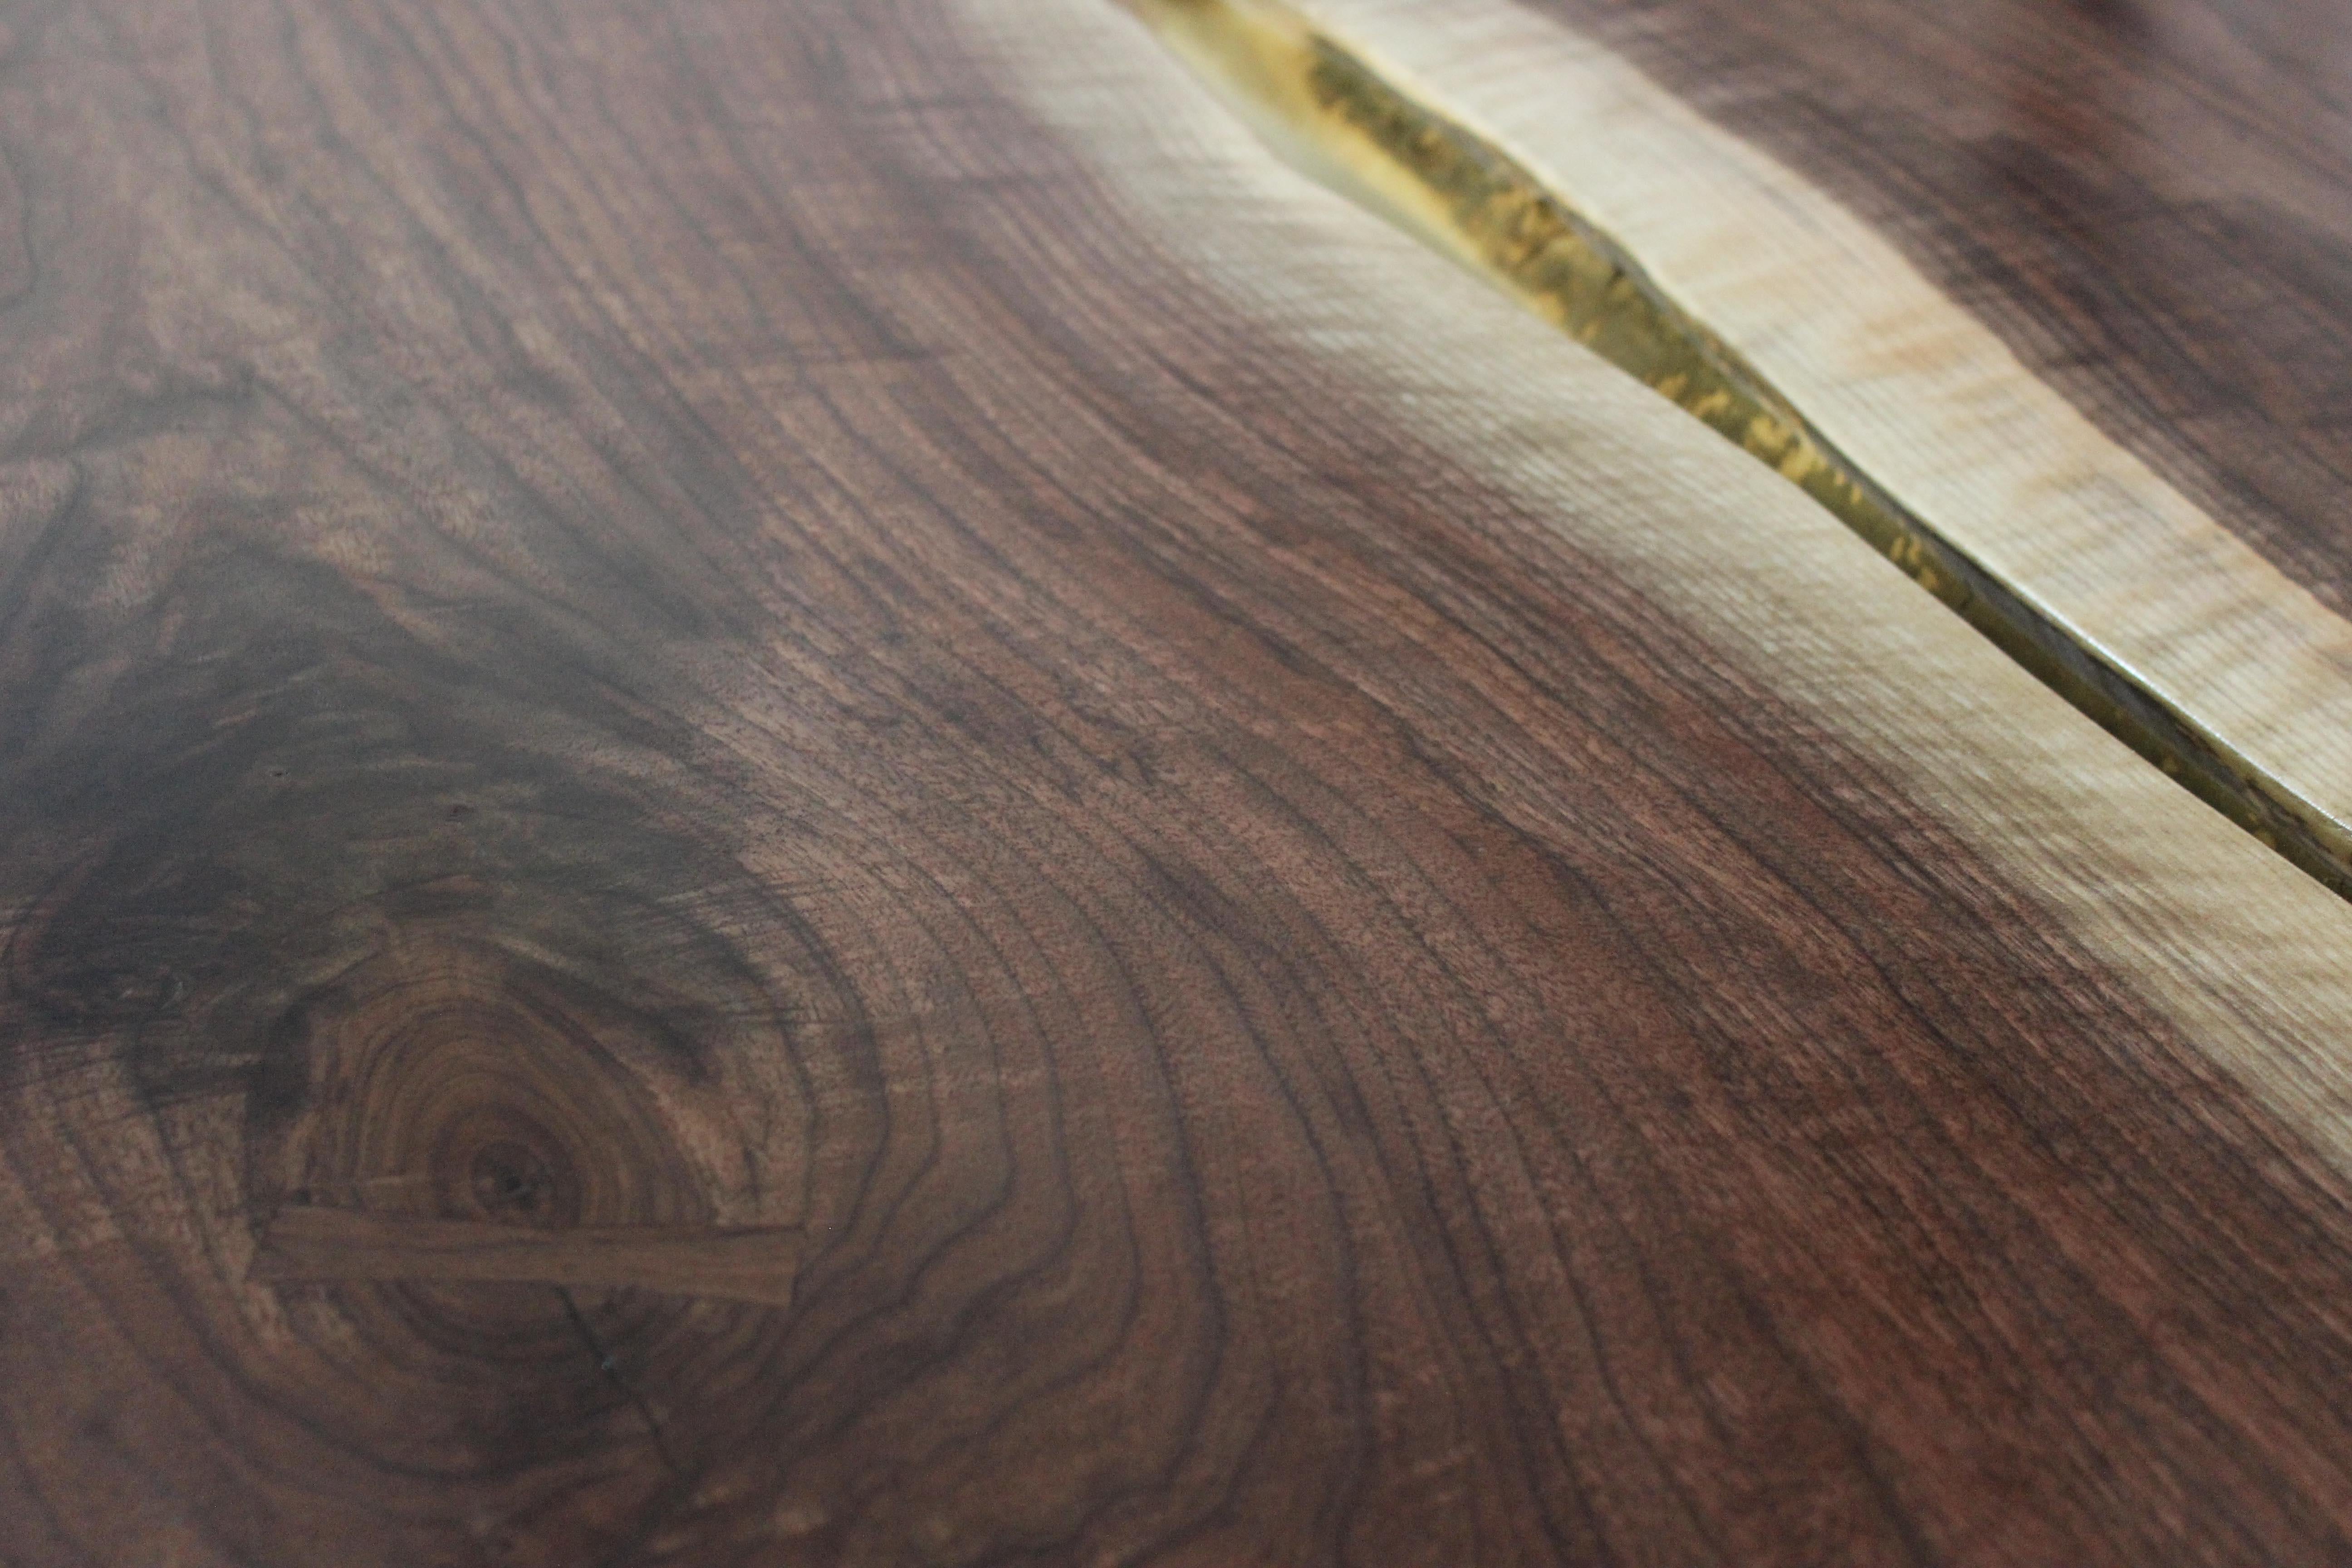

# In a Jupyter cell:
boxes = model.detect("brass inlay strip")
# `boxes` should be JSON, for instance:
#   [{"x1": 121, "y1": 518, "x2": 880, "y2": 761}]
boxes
[{"x1": 1127, "y1": 0, "x2": 2352, "y2": 900}]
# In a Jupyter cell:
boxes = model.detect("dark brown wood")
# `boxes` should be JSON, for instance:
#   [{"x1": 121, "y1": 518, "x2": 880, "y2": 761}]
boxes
[
  {"x1": 1522, "y1": 0, "x2": 2352, "y2": 613},
  {"x1": 3, "y1": 0, "x2": 2352, "y2": 1564},
  {"x1": 255, "y1": 1213, "x2": 808, "y2": 1307}
]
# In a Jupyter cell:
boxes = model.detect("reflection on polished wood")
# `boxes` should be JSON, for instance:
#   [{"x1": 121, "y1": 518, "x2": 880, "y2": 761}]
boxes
[
  {"x1": 4, "y1": 0, "x2": 2352, "y2": 1563},
  {"x1": 1529, "y1": 0, "x2": 2352, "y2": 608},
  {"x1": 1134, "y1": 0, "x2": 2352, "y2": 902},
  {"x1": 1278, "y1": 0, "x2": 2352, "y2": 922}
]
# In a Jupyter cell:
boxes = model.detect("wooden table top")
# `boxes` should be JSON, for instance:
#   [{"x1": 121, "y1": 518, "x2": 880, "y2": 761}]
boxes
[
  {"x1": 4, "y1": 0, "x2": 2351, "y2": 1562},
  {"x1": 1533, "y1": 0, "x2": 2352, "y2": 607}
]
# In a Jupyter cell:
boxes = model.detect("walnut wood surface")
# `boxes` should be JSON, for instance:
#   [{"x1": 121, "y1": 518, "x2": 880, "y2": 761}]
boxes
[
  {"x1": 1277, "y1": 0, "x2": 2352, "y2": 926},
  {"x1": 254, "y1": 1212, "x2": 808, "y2": 1308},
  {"x1": 1523, "y1": 0, "x2": 2352, "y2": 614},
  {"x1": 1130, "y1": 0, "x2": 2352, "y2": 901},
  {"x1": 5, "y1": 0, "x2": 2352, "y2": 1564}
]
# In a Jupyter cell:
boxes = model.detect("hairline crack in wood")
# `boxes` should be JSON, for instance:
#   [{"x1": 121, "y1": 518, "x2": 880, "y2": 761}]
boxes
[{"x1": 1121, "y1": 0, "x2": 2352, "y2": 902}]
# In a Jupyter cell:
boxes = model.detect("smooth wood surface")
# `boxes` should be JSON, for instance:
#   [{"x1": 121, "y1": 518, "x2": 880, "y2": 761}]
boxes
[
  {"x1": 254, "y1": 1212, "x2": 808, "y2": 1308},
  {"x1": 6, "y1": 0, "x2": 2352, "y2": 1563},
  {"x1": 1528, "y1": 0, "x2": 2352, "y2": 612},
  {"x1": 1279, "y1": 0, "x2": 2352, "y2": 890}
]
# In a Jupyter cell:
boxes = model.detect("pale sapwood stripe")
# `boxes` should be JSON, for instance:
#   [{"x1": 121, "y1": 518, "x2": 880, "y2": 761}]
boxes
[
  {"x1": 962, "y1": 0, "x2": 2352, "y2": 1161},
  {"x1": 253, "y1": 1209, "x2": 806, "y2": 1308},
  {"x1": 1216, "y1": 0, "x2": 2352, "y2": 873},
  {"x1": 1120, "y1": 0, "x2": 2346, "y2": 894}
]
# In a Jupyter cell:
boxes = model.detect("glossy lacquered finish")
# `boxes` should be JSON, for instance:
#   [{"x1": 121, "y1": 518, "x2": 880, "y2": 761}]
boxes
[
  {"x1": 3, "y1": 0, "x2": 2352, "y2": 1564},
  {"x1": 1531, "y1": 0, "x2": 2352, "y2": 610}
]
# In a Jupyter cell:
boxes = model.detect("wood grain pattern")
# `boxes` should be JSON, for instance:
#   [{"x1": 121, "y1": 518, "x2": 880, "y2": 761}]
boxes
[
  {"x1": 1525, "y1": 0, "x2": 2352, "y2": 614},
  {"x1": 1254, "y1": 0, "x2": 2352, "y2": 900},
  {"x1": 5, "y1": 0, "x2": 2352, "y2": 1563},
  {"x1": 254, "y1": 1212, "x2": 808, "y2": 1307},
  {"x1": 1131, "y1": 0, "x2": 2352, "y2": 903}
]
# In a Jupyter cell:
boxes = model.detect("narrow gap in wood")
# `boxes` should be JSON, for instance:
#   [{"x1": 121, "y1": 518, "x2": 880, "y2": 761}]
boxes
[
  {"x1": 252, "y1": 1207, "x2": 807, "y2": 1308},
  {"x1": 1125, "y1": 0, "x2": 2352, "y2": 902},
  {"x1": 559, "y1": 1286, "x2": 684, "y2": 1475}
]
